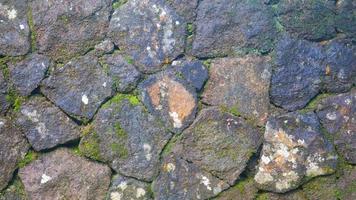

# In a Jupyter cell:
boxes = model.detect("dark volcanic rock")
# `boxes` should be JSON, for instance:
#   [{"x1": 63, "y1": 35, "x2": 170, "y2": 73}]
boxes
[
  {"x1": 192, "y1": 0, "x2": 276, "y2": 57},
  {"x1": 0, "y1": 0, "x2": 30, "y2": 56},
  {"x1": 202, "y1": 55, "x2": 271, "y2": 126},
  {"x1": 171, "y1": 59, "x2": 208, "y2": 91},
  {"x1": 165, "y1": 0, "x2": 198, "y2": 22},
  {"x1": 179, "y1": 107, "x2": 262, "y2": 185},
  {"x1": 316, "y1": 90, "x2": 356, "y2": 164},
  {"x1": 0, "y1": 73, "x2": 9, "y2": 114},
  {"x1": 94, "y1": 39, "x2": 115, "y2": 55},
  {"x1": 107, "y1": 174, "x2": 152, "y2": 200},
  {"x1": 270, "y1": 36, "x2": 324, "y2": 111},
  {"x1": 9, "y1": 54, "x2": 50, "y2": 96},
  {"x1": 275, "y1": 0, "x2": 337, "y2": 41},
  {"x1": 19, "y1": 148, "x2": 111, "y2": 200},
  {"x1": 336, "y1": 0, "x2": 356, "y2": 39},
  {"x1": 101, "y1": 52, "x2": 142, "y2": 93},
  {"x1": 109, "y1": 0, "x2": 186, "y2": 73},
  {"x1": 322, "y1": 40, "x2": 356, "y2": 93},
  {"x1": 41, "y1": 54, "x2": 112, "y2": 121},
  {"x1": 79, "y1": 94, "x2": 171, "y2": 181},
  {"x1": 254, "y1": 112, "x2": 338, "y2": 193},
  {"x1": 30, "y1": 0, "x2": 111, "y2": 61},
  {"x1": 0, "y1": 117, "x2": 29, "y2": 191},
  {"x1": 215, "y1": 177, "x2": 258, "y2": 200},
  {"x1": 139, "y1": 71, "x2": 198, "y2": 133},
  {"x1": 16, "y1": 96, "x2": 80, "y2": 151},
  {"x1": 153, "y1": 154, "x2": 229, "y2": 200}
]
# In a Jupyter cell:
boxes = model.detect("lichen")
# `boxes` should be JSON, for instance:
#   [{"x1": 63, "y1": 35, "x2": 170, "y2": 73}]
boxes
[
  {"x1": 113, "y1": 0, "x2": 128, "y2": 9},
  {"x1": 18, "y1": 150, "x2": 39, "y2": 168},
  {"x1": 102, "y1": 93, "x2": 140, "y2": 109},
  {"x1": 79, "y1": 125, "x2": 101, "y2": 160},
  {"x1": 27, "y1": 7, "x2": 37, "y2": 52},
  {"x1": 110, "y1": 142, "x2": 128, "y2": 159}
]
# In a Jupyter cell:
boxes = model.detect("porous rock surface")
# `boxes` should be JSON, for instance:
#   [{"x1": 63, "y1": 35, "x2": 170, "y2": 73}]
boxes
[
  {"x1": 0, "y1": 0, "x2": 355, "y2": 199},
  {"x1": 18, "y1": 148, "x2": 111, "y2": 200}
]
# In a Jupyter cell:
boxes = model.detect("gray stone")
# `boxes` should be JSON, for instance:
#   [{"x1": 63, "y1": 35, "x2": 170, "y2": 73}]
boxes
[
  {"x1": 101, "y1": 53, "x2": 142, "y2": 93},
  {"x1": 0, "y1": 72, "x2": 9, "y2": 114},
  {"x1": 107, "y1": 175, "x2": 152, "y2": 200},
  {"x1": 316, "y1": 90, "x2": 356, "y2": 164},
  {"x1": 153, "y1": 153, "x2": 229, "y2": 200},
  {"x1": 336, "y1": 0, "x2": 356, "y2": 39},
  {"x1": 275, "y1": 0, "x2": 337, "y2": 41},
  {"x1": 322, "y1": 39, "x2": 356, "y2": 93},
  {"x1": 139, "y1": 71, "x2": 198, "y2": 133},
  {"x1": 202, "y1": 55, "x2": 271, "y2": 126},
  {"x1": 109, "y1": 0, "x2": 186, "y2": 73},
  {"x1": 0, "y1": 117, "x2": 29, "y2": 191},
  {"x1": 41, "y1": 54, "x2": 113, "y2": 121},
  {"x1": 336, "y1": 166, "x2": 356, "y2": 200},
  {"x1": 0, "y1": 177, "x2": 27, "y2": 200},
  {"x1": 179, "y1": 107, "x2": 262, "y2": 185},
  {"x1": 94, "y1": 39, "x2": 115, "y2": 55},
  {"x1": 19, "y1": 148, "x2": 111, "y2": 200},
  {"x1": 30, "y1": 0, "x2": 111, "y2": 61},
  {"x1": 254, "y1": 112, "x2": 338, "y2": 193},
  {"x1": 192, "y1": 0, "x2": 276, "y2": 57},
  {"x1": 171, "y1": 59, "x2": 208, "y2": 91},
  {"x1": 0, "y1": 0, "x2": 30, "y2": 56},
  {"x1": 270, "y1": 35, "x2": 324, "y2": 111},
  {"x1": 214, "y1": 177, "x2": 258, "y2": 200},
  {"x1": 165, "y1": 0, "x2": 198, "y2": 22},
  {"x1": 79, "y1": 94, "x2": 171, "y2": 181},
  {"x1": 9, "y1": 54, "x2": 50, "y2": 96},
  {"x1": 16, "y1": 96, "x2": 81, "y2": 151}
]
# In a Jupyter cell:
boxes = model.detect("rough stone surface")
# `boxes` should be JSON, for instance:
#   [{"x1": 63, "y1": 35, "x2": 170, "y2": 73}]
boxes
[
  {"x1": 0, "y1": 0, "x2": 30, "y2": 56},
  {"x1": 270, "y1": 36, "x2": 324, "y2": 111},
  {"x1": 0, "y1": 73, "x2": 9, "y2": 114},
  {"x1": 179, "y1": 107, "x2": 262, "y2": 185},
  {"x1": 335, "y1": 0, "x2": 356, "y2": 39},
  {"x1": 254, "y1": 112, "x2": 338, "y2": 193},
  {"x1": 30, "y1": 0, "x2": 111, "y2": 61},
  {"x1": 9, "y1": 54, "x2": 50, "y2": 96},
  {"x1": 257, "y1": 190, "x2": 307, "y2": 200},
  {"x1": 215, "y1": 177, "x2": 258, "y2": 200},
  {"x1": 165, "y1": 0, "x2": 198, "y2": 22},
  {"x1": 192, "y1": 0, "x2": 276, "y2": 57},
  {"x1": 16, "y1": 96, "x2": 80, "y2": 151},
  {"x1": 153, "y1": 153, "x2": 229, "y2": 200},
  {"x1": 335, "y1": 166, "x2": 356, "y2": 200},
  {"x1": 19, "y1": 148, "x2": 111, "y2": 200},
  {"x1": 107, "y1": 174, "x2": 152, "y2": 200},
  {"x1": 275, "y1": 0, "x2": 336, "y2": 41},
  {"x1": 41, "y1": 54, "x2": 112, "y2": 121},
  {"x1": 171, "y1": 59, "x2": 208, "y2": 91},
  {"x1": 109, "y1": 0, "x2": 186, "y2": 73},
  {"x1": 302, "y1": 173, "x2": 338, "y2": 200},
  {"x1": 202, "y1": 56, "x2": 271, "y2": 125},
  {"x1": 94, "y1": 39, "x2": 114, "y2": 55},
  {"x1": 79, "y1": 95, "x2": 171, "y2": 181},
  {"x1": 322, "y1": 39, "x2": 356, "y2": 93},
  {"x1": 0, "y1": 117, "x2": 29, "y2": 191},
  {"x1": 139, "y1": 71, "x2": 198, "y2": 133},
  {"x1": 316, "y1": 90, "x2": 356, "y2": 164},
  {"x1": 101, "y1": 53, "x2": 142, "y2": 93}
]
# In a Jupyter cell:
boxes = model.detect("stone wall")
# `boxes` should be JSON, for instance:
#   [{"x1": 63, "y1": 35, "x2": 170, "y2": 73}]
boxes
[{"x1": 0, "y1": 0, "x2": 355, "y2": 199}]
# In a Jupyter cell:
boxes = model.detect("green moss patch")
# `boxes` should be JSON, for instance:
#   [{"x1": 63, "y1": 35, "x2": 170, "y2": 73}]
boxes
[{"x1": 18, "y1": 150, "x2": 39, "y2": 168}]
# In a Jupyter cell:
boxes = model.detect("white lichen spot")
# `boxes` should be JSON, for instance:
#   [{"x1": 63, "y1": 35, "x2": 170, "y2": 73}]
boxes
[
  {"x1": 326, "y1": 112, "x2": 337, "y2": 120},
  {"x1": 0, "y1": 121, "x2": 4, "y2": 128},
  {"x1": 169, "y1": 111, "x2": 182, "y2": 128},
  {"x1": 199, "y1": 175, "x2": 212, "y2": 191},
  {"x1": 19, "y1": 24, "x2": 25, "y2": 30},
  {"x1": 261, "y1": 155, "x2": 271, "y2": 164},
  {"x1": 276, "y1": 171, "x2": 299, "y2": 191},
  {"x1": 146, "y1": 46, "x2": 151, "y2": 51},
  {"x1": 102, "y1": 82, "x2": 107, "y2": 87},
  {"x1": 165, "y1": 163, "x2": 176, "y2": 172},
  {"x1": 117, "y1": 181, "x2": 127, "y2": 191},
  {"x1": 254, "y1": 171, "x2": 273, "y2": 184},
  {"x1": 345, "y1": 98, "x2": 352, "y2": 105},
  {"x1": 175, "y1": 21, "x2": 180, "y2": 25},
  {"x1": 40, "y1": 174, "x2": 52, "y2": 184},
  {"x1": 36, "y1": 122, "x2": 48, "y2": 135},
  {"x1": 22, "y1": 109, "x2": 40, "y2": 122},
  {"x1": 213, "y1": 185, "x2": 222, "y2": 195},
  {"x1": 110, "y1": 192, "x2": 122, "y2": 200},
  {"x1": 297, "y1": 139, "x2": 305, "y2": 145},
  {"x1": 7, "y1": 9, "x2": 17, "y2": 20},
  {"x1": 136, "y1": 188, "x2": 146, "y2": 198},
  {"x1": 81, "y1": 94, "x2": 89, "y2": 105},
  {"x1": 143, "y1": 143, "x2": 152, "y2": 161}
]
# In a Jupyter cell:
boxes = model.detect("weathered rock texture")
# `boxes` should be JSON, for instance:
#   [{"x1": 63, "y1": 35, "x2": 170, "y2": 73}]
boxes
[
  {"x1": 0, "y1": 0, "x2": 355, "y2": 199},
  {"x1": 19, "y1": 148, "x2": 111, "y2": 200}
]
